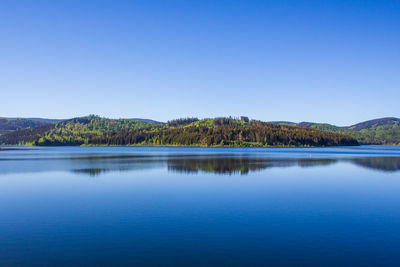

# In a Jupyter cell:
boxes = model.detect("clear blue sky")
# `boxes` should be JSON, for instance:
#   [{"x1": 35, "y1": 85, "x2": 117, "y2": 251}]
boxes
[{"x1": 0, "y1": 0, "x2": 399, "y2": 125}]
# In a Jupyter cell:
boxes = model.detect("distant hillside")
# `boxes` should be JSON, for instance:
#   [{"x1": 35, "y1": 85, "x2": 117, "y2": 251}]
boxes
[
  {"x1": 298, "y1": 122, "x2": 346, "y2": 133},
  {"x1": 0, "y1": 117, "x2": 59, "y2": 135},
  {"x1": 0, "y1": 117, "x2": 163, "y2": 137},
  {"x1": 0, "y1": 116, "x2": 358, "y2": 147},
  {"x1": 268, "y1": 121, "x2": 297, "y2": 126},
  {"x1": 17, "y1": 118, "x2": 61, "y2": 124},
  {"x1": 293, "y1": 117, "x2": 400, "y2": 145},
  {"x1": 130, "y1": 118, "x2": 165, "y2": 125},
  {"x1": 347, "y1": 117, "x2": 400, "y2": 131}
]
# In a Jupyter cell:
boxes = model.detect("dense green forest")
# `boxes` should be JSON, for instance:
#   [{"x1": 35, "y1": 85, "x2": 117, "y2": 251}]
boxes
[
  {"x1": 2, "y1": 115, "x2": 399, "y2": 146},
  {"x1": 0, "y1": 115, "x2": 358, "y2": 147},
  {"x1": 295, "y1": 118, "x2": 400, "y2": 145}
]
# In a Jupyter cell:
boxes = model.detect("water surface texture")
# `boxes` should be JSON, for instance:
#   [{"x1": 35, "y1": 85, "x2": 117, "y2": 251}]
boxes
[{"x1": 1, "y1": 146, "x2": 400, "y2": 266}]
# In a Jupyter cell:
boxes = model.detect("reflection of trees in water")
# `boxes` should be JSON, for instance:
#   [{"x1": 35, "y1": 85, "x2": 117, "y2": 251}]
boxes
[
  {"x1": 168, "y1": 156, "x2": 400, "y2": 175},
  {"x1": 349, "y1": 157, "x2": 400, "y2": 172},
  {"x1": 3, "y1": 150, "x2": 400, "y2": 177},
  {"x1": 72, "y1": 167, "x2": 132, "y2": 176},
  {"x1": 297, "y1": 159, "x2": 337, "y2": 168},
  {"x1": 168, "y1": 158, "x2": 270, "y2": 175},
  {"x1": 65, "y1": 155, "x2": 400, "y2": 176},
  {"x1": 167, "y1": 157, "x2": 338, "y2": 175},
  {"x1": 70, "y1": 159, "x2": 165, "y2": 176}
]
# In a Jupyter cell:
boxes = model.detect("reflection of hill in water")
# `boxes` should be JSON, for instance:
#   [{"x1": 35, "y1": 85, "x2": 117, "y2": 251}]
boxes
[
  {"x1": 68, "y1": 156, "x2": 400, "y2": 176},
  {"x1": 167, "y1": 157, "x2": 338, "y2": 175},
  {"x1": 71, "y1": 167, "x2": 135, "y2": 176},
  {"x1": 168, "y1": 158, "x2": 268, "y2": 175},
  {"x1": 1, "y1": 150, "x2": 400, "y2": 176},
  {"x1": 349, "y1": 157, "x2": 400, "y2": 172},
  {"x1": 168, "y1": 156, "x2": 400, "y2": 175}
]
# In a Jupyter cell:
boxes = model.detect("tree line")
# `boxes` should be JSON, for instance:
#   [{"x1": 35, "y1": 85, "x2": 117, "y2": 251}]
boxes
[{"x1": 0, "y1": 117, "x2": 359, "y2": 147}]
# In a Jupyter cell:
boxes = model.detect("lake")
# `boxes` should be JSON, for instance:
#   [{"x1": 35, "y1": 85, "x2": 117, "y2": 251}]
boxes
[{"x1": 1, "y1": 146, "x2": 400, "y2": 266}]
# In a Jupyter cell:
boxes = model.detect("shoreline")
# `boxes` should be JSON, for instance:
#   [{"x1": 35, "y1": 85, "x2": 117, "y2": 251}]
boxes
[{"x1": 1, "y1": 143, "x2": 363, "y2": 149}]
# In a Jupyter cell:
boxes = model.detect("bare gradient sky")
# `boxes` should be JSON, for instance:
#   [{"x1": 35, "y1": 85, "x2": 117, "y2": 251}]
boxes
[{"x1": 1, "y1": 0, "x2": 399, "y2": 125}]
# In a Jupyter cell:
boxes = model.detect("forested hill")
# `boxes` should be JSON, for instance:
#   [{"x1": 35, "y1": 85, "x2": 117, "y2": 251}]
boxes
[
  {"x1": 292, "y1": 117, "x2": 400, "y2": 145},
  {"x1": 0, "y1": 117, "x2": 59, "y2": 135},
  {"x1": 0, "y1": 116, "x2": 358, "y2": 147},
  {"x1": 0, "y1": 116, "x2": 162, "y2": 136},
  {"x1": 0, "y1": 115, "x2": 159, "y2": 146},
  {"x1": 347, "y1": 117, "x2": 400, "y2": 131}
]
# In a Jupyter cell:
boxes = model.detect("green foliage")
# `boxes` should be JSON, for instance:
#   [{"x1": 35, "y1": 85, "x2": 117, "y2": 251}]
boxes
[
  {"x1": 309, "y1": 123, "x2": 344, "y2": 132},
  {"x1": 0, "y1": 118, "x2": 55, "y2": 135},
  {"x1": 302, "y1": 121, "x2": 400, "y2": 145},
  {"x1": 0, "y1": 116, "x2": 358, "y2": 147},
  {"x1": 95, "y1": 119, "x2": 357, "y2": 147},
  {"x1": 15, "y1": 115, "x2": 400, "y2": 147},
  {"x1": 188, "y1": 117, "x2": 248, "y2": 128},
  {"x1": 167, "y1": 118, "x2": 199, "y2": 127},
  {"x1": 353, "y1": 125, "x2": 400, "y2": 145},
  {"x1": 0, "y1": 124, "x2": 54, "y2": 145},
  {"x1": 33, "y1": 116, "x2": 157, "y2": 146}
]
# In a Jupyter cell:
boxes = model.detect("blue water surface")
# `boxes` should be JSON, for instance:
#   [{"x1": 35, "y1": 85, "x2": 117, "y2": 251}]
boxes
[{"x1": 0, "y1": 146, "x2": 400, "y2": 266}]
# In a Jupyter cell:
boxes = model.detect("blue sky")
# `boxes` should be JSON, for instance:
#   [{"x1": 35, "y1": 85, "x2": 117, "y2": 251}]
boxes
[{"x1": 0, "y1": 0, "x2": 399, "y2": 125}]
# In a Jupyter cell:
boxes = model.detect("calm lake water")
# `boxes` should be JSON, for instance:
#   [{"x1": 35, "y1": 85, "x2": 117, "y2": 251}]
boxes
[{"x1": 1, "y1": 146, "x2": 400, "y2": 266}]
